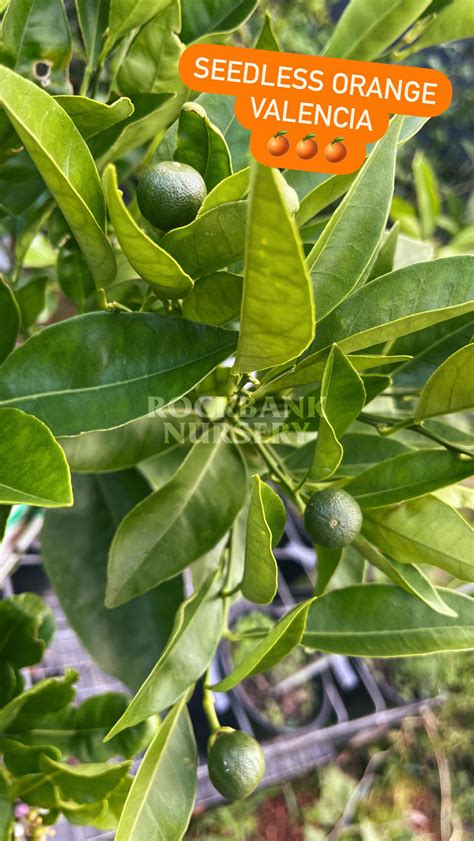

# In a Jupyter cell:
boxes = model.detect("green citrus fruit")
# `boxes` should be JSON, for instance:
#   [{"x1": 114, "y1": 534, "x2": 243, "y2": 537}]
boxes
[
  {"x1": 304, "y1": 488, "x2": 362, "y2": 548},
  {"x1": 208, "y1": 728, "x2": 265, "y2": 801},
  {"x1": 136, "y1": 161, "x2": 207, "y2": 232}
]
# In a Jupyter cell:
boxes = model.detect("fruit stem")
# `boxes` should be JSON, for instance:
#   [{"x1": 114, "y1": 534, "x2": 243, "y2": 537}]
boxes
[{"x1": 202, "y1": 670, "x2": 221, "y2": 733}]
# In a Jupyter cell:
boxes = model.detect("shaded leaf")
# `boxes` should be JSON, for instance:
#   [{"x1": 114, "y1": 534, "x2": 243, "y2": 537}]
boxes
[
  {"x1": 175, "y1": 103, "x2": 232, "y2": 191},
  {"x1": 0, "y1": 279, "x2": 20, "y2": 364},
  {"x1": 182, "y1": 271, "x2": 242, "y2": 326},
  {"x1": 2, "y1": 0, "x2": 72, "y2": 92},
  {"x1": 55, "y1": 96, "x2": 134, "y2": 138},
  {"x1": 415, "y1": 344, "x2": 474, "y2": 419},
  {"x1": 181, "y1": 0, "x2": 258, "y2": 42},
  {"x1": 242, "y1": 476, "x2": 286, "y2": 604},
  {"x1": 100, "y1": 0, "x2": 172, "y2": 61},
  {"x1": 117, "y1": 0, "x2": 184, "y2": 95},
  {"x1": 0, "y1": 593, "x2": 54, "y2": 669}
]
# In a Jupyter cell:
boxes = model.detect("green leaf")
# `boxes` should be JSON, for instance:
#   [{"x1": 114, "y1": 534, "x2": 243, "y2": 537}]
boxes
[
  {"x1": 103, "y1": 164, "x2": 193, "y2": 298},
  {"x1": 212, "y1": 599, "x2": 313, "y2": 692},
  {"x1": 85, "y1": 777, "x2": 131, "y2": 831},
  {"x1": 261, "y1": 352, "x2": 409, "y2": 395},
  {"x1": 0, "y1": 740, "x2": 61, "y2": 776},
  {"x1": 106, "y1": 571, "x2": 225, "y2": 738},
  {"x1": 0, "y1": 152, "x2": 46, "y2": 217},
  {"x1": 413, "y1": 150, "x2": 441, "y2": 239},
  {"x1": 55, "y1": 96, "x2": 134, "y2": 138},
  {"x1": 339, "y1": 432, "x2": 411, "y2": 476},
  {"x1": 404, "y1": 0, "x2": 474, "y2": 55},
  {"x1": 181, "y1": 0, "x2": 258, "y2": 42},
  {"x1": 309, "y1": 347, "x2": 365, "y2": 481},
  {"x1": 196, "y1": 93, "x2": 251, "y2": 171},
  {"x1": 0, "y1": 593, "x2": 54, "y2": 668},
  {"x1": 175, "y1": 103, "x2": 233, "y2": 191},
  {"x1": 367, "y1": 223, "x2": 399, "y2": 281},
  {"x1": 42, "y1": 472, "x2": 183, "y2": 691},
  {"x1": 415, "y1": 344, "x2": 474, "y2": 419},
  {"x1": 234, "y1": 164, "x2": 314, "y2": 374},
  {"x1": 0, "y1": 278, "x2": 20, "y2": 364},
  {"x1": 242, "y1": 476, "x2": 286, "y2": 605},
  {"x1": 255, "y1": 11, "x2": 281, "y2": 50},
  {"x1": 323, "y1": 0, "x2": 431, "y2": 61},
  {"x1": 57, "y1": 238, "x2": 95, "y2": 311},
  {"x1": 345, "y1": 449, "x2": 474, "y2": 508},
  {"x1": 362, "y1": 494, "x2": 474, "y2": 582},
  {"x1": 107, "y1": 435, "x2": 246, "y2": 605},
  {"x1": 100, "y1": 0, "x2": 173, "y2": 61},
  {"x1": 315, "y1": 546, "x2": 342, "y2": 596},
  {"x1": 0, "y1": 67, "x2": 116, "y2": 286},
  {"x1": 0, "y1": 408, "x2": 72, "y2": 507},
  {"x1": 0, "y1": 771, "x2": 13, "y2": 841},
  {"x1": 59, "y1": 412, "x2": 197, "y2": 474},
  {"x1": 312, "y1": 256, "x2": 474, "y2": 355},
  {"x1": 2, "y1": 0, "x2": 72, "y2": 93},
  {"x1": 116, "y1": 696, "x2": 197, "y2": 841},
  {"x1": 307, "y1": 116, "x2": 402, "y2": 320},
  {"x1": 161, "y1": 200, "x2": 247, "y2": 278},
  {"x1": 39, "y1": 755, "x2": 130, "y2": 804},
  {"x1": 0, "y1": 312, "x2": 237, "y2": 436},
  {"x1": 303, "y1": 584, "x2": 474, "y2": 656},
  {"x1": 75, "y1": 0, "x2": 109, "y2": 72},
  {"x1": 296, "y1": 172, "x2": 357, "y2": 227},
  {"x1": 354, "y1": 535, "x2": 457, "y2": 617},
  {"x1": 198, "y1": 167, "x2": 250, "y2": 215},
  {"x1": 70, "y1": 693, "x2": 155, "y2": 762},
  {"x1": 117, "y1": 0, "x2": 184, "y2": 95},
  {"x1": 0, "y1": 670, "x2": 77, "y2": 732},
  {"x1": 14, "y1": 274, "x2": 48, "y2": 330},
  {"x1": 182, "y1": 271, "x2": 242, "y2": 326},
  {"x1": 391, "y1": 313, "x2": 474, "y2": 390}
]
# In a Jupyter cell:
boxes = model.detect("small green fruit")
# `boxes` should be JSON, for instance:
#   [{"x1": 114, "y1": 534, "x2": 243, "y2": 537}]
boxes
[
  {"x1": 304, "y1": 488, "x2": 362, "y2": 548},
  {"x1": 207, "y1": 728, "x2": 266, "y2": 801},
  {"x1": 136, "y1": 161, "x2": 207, "y2": 232}
]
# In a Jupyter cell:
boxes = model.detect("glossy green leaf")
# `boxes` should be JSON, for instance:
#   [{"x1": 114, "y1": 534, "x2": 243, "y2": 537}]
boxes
[
  {"x1": 255, "y1": 11, "x2": 281, "y2": 50},
  {"x1": 242, "y1": 476, "x2": 286, "y2": 605},
  {"x1": 413, "y1": 150, "x2": 441, "y2": 239},
  {"x1": 309, "y1": 347, "x2": 365, "y2": 481},
  {"x1": 212, "y1": 599, "x2": 314, "y2": 692},
  {"x1": 0, "y1": 279, "x2": 20, "y2": 364},
  {"x1": 161, "y1": 200, "x2": 247, "y2": 278},
  {"x1": 234, "y1": 164, "x2": 314, "y2": 374},
  {"x1": 0, "y1": 312, "x2": 237, "y2": 436},
  {"x1": 182, "y1": 272, "x2": 242, "y2": 326},
  {"x1": 181, "y1": 0, "x2": 258, "y2": 42},
  {"x1": 303, "y1": 584, "x2": 474, "y2": 656},
  {"x1": 367, "y1": 223, "x2": 399, "y2": 281},
  {"x1": 362, "y1": 494, "x2": 474, "y2": 581},
  {"x1": 107, "y1": 435, "x2": 246, "y2": 606},
  {"x1": 107, "y1": 571, "x2": 225, "y2": 738},
  {"x1": 354, "y1": 535, "x2": 457, "y2": 617},
  {"x1": 415, "y1": 344, "x2": 474, "y2": 419},
  {"x1": 75, "y1": 0, "x2": 109, "y2": 71},
  {"x1": 404, "y1": 0, "x2": 474, "y2": 55},
  {"x1": 392, "y1": 313, "x2": 473, "y2": 390},
  {"x1": 2, "y1": 0, "x2": 72, "y2": 92},
  {"x1": 175, "y1": 103, "x2": 232, "y2": 192},
  {"x1": 0, "y1": 66, "x2": 116, "y2": 286},
  {"x1": 346, "y1": 449, "x2": 474, "y2": 508},
  {"x1": 198, "y1": 167, "x2": 250, "y2": 215},
  {"x1": 100, "y1": 0, "x2": 172, "y2": 61},
  {"x1": 0, "y1": 671, "x2": 77, "y2": 732},
  {"x1": 196, "y1": 92, "x2": 251, "y2": 171},
  {"x1": 296, "y1": 172, "x2": 357, "y2": 227},
  {"x1": 0, "y1": 772, "x2": 13, "y2": 841},
  {"x1": 307, "y1": 117, "x2": 402, "y2": 320},
  {"x1": 39, "y1": 755, "x2": 130, "y2": 804},
  {"x1": 0, "y1": 408, "x2": 72, "y2": 507},
  {"x1": 315, "y1": 546, "x2": 342, "y2": 596},
  {"x1": 103, "y1": 165, "x2": 193, "y2": 298},
  {"x1": 55, "y1": 96, "x2": 134, "y2": 138},
  {"x1": 116, "y1": 696, "x2": 197, "y2": 841},
  {"x1": 70, "y1": 693, "x2": 155, "y2": 762},
  {"x1": 93, "y1": 92, "x2": 181, "y2": 166},
  {"x1": 57, "y1": 239, "x2": 95, "y2": 311},
  {"x1": 117, "y1": 0, "x2": 184, "y2": 95},
  {"x1": 0, "y1": 593, "x2": 54, "y2": 669},
  {"x1": 313, "y1": 256, "x2": 474, "y2": 355},
  {"x1": 42, "y1": 472, "x2": 183, "y2": 690},
  {"x1": 59, "y1": 412, "x2": 197, "y2": 474},
  {"x1": 323, "y1": 0, "x2": 431, "y2": 61}
]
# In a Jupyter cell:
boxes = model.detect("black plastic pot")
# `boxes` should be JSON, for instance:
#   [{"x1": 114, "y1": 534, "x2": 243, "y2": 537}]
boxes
[{"x1": 217, "y1": 600, "x2": 333, "y2": 737}]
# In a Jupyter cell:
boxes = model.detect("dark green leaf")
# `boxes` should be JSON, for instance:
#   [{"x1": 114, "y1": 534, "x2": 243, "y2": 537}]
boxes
[
  {"x1": 315, "y1": 546, "x2": 342, "y2": 596},
  {"x1": 303, "y1": 584, "x2": 474, "y2": 656},
  {"x1": 2, "y1": 0, "x2": 72, "y2": 93},
  {"x1": 71, "y1": 693, "x2": 156, "y2": 762},
  {"x1": 181, "y1": 0, "x2": 258, "y2": 42},
  {"x1": 0, "y1": 312, "x2": 237, "y2": 436},
  {"x1": 14, "y1": 274, "x2": 48, "y2": 330},
  {"x1": 0, "y1": 670, "x2": 77, "y2": 732},
  {"x1": 39, "y1": 754, "x2": 130, "y2": 804},
  {"x1": 0, "y1": 408, "x2": 72, "y2": 506},
  {"x1": 57, "y1": 239, "x2": 95, "y2": 311},
  {"x1": 106, "y1": 570, "x2": 225, "y2": 738},
  {"x1": 242, "y1": 476, "x2": 286, "y2": 605},
  {"x1": 0, "y1": 593, "x2": 54, "y2": 669},
  {"x1": 175, "y1": 103, "x2": 232, "y2": 191},
  {"x1": 107, "y1": 435, "x2": 246, "y2": 606},
  {"x1": 0, "y1": 740, "x2": 61, "y2": 776},
  {"x1": 182, "y1": 271, "x2": 242, "y2": 326},
  {"x1": 0, "y1": 771, "x2": 13, "y2": 841},
  {"x1": 75, "y1": 0, "x2": 109, "y2": 72},
  {"x1": 115, "y1": 696, "x2": 197, "y2": 841},
  {"x1": 42, "y1": 472, "x2": 183, "y2": 691},
  {"x1": 0, "y1": 278, "x2": 20, "y2": 364}
]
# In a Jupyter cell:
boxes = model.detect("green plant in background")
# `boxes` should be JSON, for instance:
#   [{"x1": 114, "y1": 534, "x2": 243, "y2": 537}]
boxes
[{"x1": 0, "y1": 0, "x2": 473, "y2": 837}]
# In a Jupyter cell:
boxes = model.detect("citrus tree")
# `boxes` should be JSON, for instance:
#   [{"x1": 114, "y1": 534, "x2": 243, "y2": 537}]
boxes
[{"x1": 0, "y1": 0, "x2": 473, "y2": 838}]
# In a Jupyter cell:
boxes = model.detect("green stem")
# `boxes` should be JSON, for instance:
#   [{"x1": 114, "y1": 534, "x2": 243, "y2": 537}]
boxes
[
  {"x1": 360, "y1": 412, "x2": 473, "y2": 458},
  {"x1": 202, "y1": 670, "x2": 221, "y2": 733}
]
